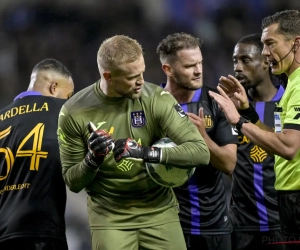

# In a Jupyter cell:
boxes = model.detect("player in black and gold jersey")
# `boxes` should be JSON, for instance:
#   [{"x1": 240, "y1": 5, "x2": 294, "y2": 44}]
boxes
[
  {"x1": 0, "y1": 58, "x2": 74, "y2": 250},
  {"x1": 157, "y1": 32, "x2": 238, "y2": 250},
  {"x1": 230, "y1": 34, "x2": 285, "y2": 250}
]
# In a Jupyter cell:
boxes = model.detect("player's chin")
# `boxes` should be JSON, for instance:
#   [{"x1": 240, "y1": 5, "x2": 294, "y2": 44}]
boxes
[
  {"x1": 270, "y1": 67, "x2": 283, "y2": 75},
  {"x1": 240, "y1": 81, "x2": 250, "y2": 89},
  {"x1": 128, "y1": 92, "x2": 142, "y2": 99},
  {"x1": 191, "y1": 80, "x2": 203, "y2": 89},
  {"x1": 185, "y1": 81, "x2": 202, "y2": 91}
]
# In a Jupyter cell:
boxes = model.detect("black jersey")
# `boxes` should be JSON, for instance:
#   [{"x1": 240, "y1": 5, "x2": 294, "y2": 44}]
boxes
[
  {"x1": 0, "y1": 95, "x2": 67, "y2": 243},
  {"x1": 230, "y1": 85, "x2": 285, "y2": 232},
  {"x1": 173, "y1": 86, "x2": 239, "y2": 235}
]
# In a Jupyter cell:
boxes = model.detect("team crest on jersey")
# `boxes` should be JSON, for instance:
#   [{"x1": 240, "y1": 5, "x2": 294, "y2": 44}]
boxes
[
  {"x1": 204, "y1": 114, "x2": 213, "y2": 128},
  {"x1": 131, "y1": 111, "x2": 146, "y2": 128}
]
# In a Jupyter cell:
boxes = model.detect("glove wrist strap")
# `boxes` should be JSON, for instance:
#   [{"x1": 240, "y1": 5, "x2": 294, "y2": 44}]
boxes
[
  {"x1": 84, "y1": 152, "x2": 103, "y2": 169},
  {"x1": 143, "y1": 147, "x2": 161, "y2": 163}
]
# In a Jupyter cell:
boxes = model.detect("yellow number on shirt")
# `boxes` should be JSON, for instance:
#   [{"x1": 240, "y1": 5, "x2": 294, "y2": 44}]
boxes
[
  {"x1": 0, "y1": 123, "x2": 48, "y2": 181},
  {"x1": 16, "y1": 123, "x2": 48, "y2": 171},
  {"x1": 0, "y1": 126, "x2": 14, "y2": 181}
]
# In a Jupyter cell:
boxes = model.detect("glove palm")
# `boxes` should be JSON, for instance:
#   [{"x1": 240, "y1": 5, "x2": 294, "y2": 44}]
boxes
[{"x1": 85, "y1": 122, "x2": 114, "y2": 168}]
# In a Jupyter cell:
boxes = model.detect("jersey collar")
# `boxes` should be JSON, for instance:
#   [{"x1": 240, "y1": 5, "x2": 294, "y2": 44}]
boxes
[
  {"x1": 248, "y1": 84, "x2": 285, "y2": 102},
  {"x1": 14, "y1": 91, "x2": 42, "y2": 101},
  {"x1": 288, "y1": 67, "x2": 300, "y2": 86},
  {"x1": 160, "y1": 83, "x2": 202, "y2": 103},
  {"x1": 271, "y1": 84, "x2": 285, "y2": 101}
]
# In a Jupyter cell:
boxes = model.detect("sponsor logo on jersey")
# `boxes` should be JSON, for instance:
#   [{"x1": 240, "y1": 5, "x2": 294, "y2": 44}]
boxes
[
  {"x1": 238, "y1": 135, "x2": 250, "y2": 144},
  {"x1": 292, "y1": 105, "x2": 300, "y2": 119},
  {"x1": 96, "y1": 121, "x2": 107, "y2": 129},
  {"x1": 250, "y1": 145, "x2": 267, "y2": 162},
  {"x1": 204, "y1": 114, "x2": 213, "y2": 128},
  {"x1": 160, "y1": 90, "x2": 170, "y2": 96},
  {"x1": 274, "y1": 114, "x2": 281, "y2": 120},
  {"x1": 274, "y1": 112, "x2": 282, "y2": 132},
  {"x1": 174, "y1": 104, "x2": 186, "y2": 118},
  {"x1": 92, "y1": 121, "x2": 114, "y2": 135},
  {"x1": 131, "y1": 111, "x2": 146, "y2": 127},
  {"x1": 293, "y1": 113, "x2": 300, "y2": 120},
  {"x1": 294, "y1": 107, "x2": 300, "y2": 112},
  {"x1": 231, "y1": 126, "x2": 238, "y2": 135},
  {"x1": 57, "y1": 127, "x2": 68, "y2": 148}
]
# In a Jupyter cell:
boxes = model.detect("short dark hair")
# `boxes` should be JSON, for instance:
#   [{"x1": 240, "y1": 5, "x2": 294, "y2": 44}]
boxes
[
  {"x1": 261, "y1": 10, "x2": 300, "y2": 40},
  {"x1": 156, "y1": 32, "x2": 203, "y2": 61},
  {"x1": 32, "y1": 58, "x2": 72, "y2": 78},
  {"x1": 237, "y1": 33, "x2": 263, "y2": 53}
]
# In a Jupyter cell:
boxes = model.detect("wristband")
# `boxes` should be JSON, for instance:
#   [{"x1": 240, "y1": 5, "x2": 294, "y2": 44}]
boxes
[
  {"x1": 238, "y1": 104, "x2": 259, "y2": 124},
  {"x1": 235, "y1": 116, "x2": 250, "y2": 133},
  {"x1": 143, "y1": 147, "x2": 161, "y2": 163}
]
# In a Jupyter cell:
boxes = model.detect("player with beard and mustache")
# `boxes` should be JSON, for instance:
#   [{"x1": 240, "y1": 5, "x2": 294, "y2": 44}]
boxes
[
  {"x1": 209, "y1": 10, "x2": 300, "y2": 250},
  {"x1": 157, "y1": 32, "x2": 239, "y2": 250},
  {"x1": 230, "y1": 33, "x2": 285, "y2": 250}
]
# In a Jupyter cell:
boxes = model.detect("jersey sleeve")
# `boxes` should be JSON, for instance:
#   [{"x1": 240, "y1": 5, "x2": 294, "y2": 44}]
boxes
[
  {"x1": 213, "y1": 102, "x2": 239, "y2": 146},
  {"x1": 57, "y1": 105, "x2": 98, "y2": 193},
  {"x1": 283, "y1": 84, "x2": 300, "y2": 131},
  {"x1": 152, "y1": 90, "x2": 210, "y2": 168}
]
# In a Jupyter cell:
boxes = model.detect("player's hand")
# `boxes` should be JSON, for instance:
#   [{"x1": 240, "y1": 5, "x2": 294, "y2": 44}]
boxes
[
  {"x1": 208, "y1": 88, "x2": 240, "y2": 126},
  {"x1": 186, "y1": 108, "x2": 207, "y2": 138},
  {"x1": 85, "y1": 122, "x2": 115, "y2": 169},
  {"x1": 113, "y1": 138, "x2": 161, "y2": 163},
  {"x1": 218, "y1": 75, "x2": 249, "y2": 110}
]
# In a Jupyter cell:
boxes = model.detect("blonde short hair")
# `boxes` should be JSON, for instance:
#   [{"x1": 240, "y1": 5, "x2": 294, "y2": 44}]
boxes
[{"x1": 97, "y1": 35, "x2": 143, "y2": 71}]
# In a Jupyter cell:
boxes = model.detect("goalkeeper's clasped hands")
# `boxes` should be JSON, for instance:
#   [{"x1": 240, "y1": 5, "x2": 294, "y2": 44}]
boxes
[{"x1": 84, "y1": 122, "x2": 161, "y2": 169}]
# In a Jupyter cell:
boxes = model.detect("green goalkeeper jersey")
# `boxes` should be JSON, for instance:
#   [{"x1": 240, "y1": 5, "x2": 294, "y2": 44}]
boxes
[{"x1": 58, "y1": 81, "x2": 210, "y2": 229}]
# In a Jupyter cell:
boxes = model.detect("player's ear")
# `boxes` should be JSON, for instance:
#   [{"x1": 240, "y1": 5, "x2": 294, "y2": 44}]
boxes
[
  {"x1": 162, "y1": 64, "x2": 172, "y2": 76},
  {"x1": 50, "y1": 82, "x2": 58, "y2": 95},
  {"x1": 293, "y1": 37, "x2": 300, "y2": 52},
  {"x1": 103, "y1": 71, "x2": 112, "y2": 82}
]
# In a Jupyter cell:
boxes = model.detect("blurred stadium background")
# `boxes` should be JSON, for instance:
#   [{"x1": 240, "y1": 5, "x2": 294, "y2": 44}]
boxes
[{"x1": 0, "y1": 0, "x2": 299, "y2": 249}]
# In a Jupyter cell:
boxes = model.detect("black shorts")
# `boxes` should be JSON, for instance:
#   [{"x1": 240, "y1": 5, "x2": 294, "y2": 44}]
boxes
[
  {"x1": 277, "y1": 190, "x2": 300, "y2": 250},
  {"x1": 0, "y1": 238, "x2": 68, "y2": 250},
  {"x1": 277, "y1": 190, "x2": 300, "y2": 235},
  {"x1": 232, "y1": 230, "x2": 285, "y2": 250},
  {"x1": 184, "y1": 234, "x2": 231, "y2": 250}
]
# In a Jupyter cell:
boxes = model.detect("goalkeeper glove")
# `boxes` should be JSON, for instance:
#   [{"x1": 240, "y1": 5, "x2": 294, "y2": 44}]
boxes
[
  {"x1": 113, "y1": 138, "x2": 161, "y2": 163},
  {"x1": 85, "y1": 122, "x2": 115, "y2": 169}
]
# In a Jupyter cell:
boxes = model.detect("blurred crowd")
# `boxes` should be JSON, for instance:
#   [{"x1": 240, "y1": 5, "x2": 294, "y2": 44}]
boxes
[{"x1": 0, "y1": 0, "x2": 299, "y2": 249}]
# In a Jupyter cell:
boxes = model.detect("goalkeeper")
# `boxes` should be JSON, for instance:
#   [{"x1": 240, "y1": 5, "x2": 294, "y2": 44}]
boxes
[{"x1": 58, "y1": 35, "x2": 210, "y2": 250}]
